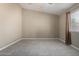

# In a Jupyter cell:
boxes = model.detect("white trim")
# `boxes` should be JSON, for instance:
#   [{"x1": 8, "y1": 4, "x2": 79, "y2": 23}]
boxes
[
  {"x1": 22, "y1": 38, "x2": 59, "y2": 40},
  {"x1": 58, "y1": 38, "x2": 65, "y2": 43},
  {"x1": 1, "y1": 38, "x2": 79, "y2": 52},
  {"x1": 0, "y1": 39, "x2": 22, "y2": 51},
  {"x1": 58, "y1": 38, "x2": 79, "y2": 51},
  {"x1": 0, "y1": 38, "x2": 58, "y2": 51},
  {"x1": 71, "y1": 44, "x2": 79, "y2": 51}
]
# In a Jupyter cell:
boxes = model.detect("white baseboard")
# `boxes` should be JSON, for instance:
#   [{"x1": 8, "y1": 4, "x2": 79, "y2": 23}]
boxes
[
  {"x1": 0, "y1": 38, "x2": 58, "y2": 51},
  {"x1": 58, "y1": 38, "x2": 65, "y2": 43},
  {"x1": 0, "y1": 39, "x2": 22, "y2": 51},
  {"x1": 22, "y1": 38, "x2": 59, "y2": 40},
  {"x1": 58, "y1": 38, "x2": 79, "y2": 51},
  {"x1": 1, "y1": 38, "x2": 79, "y2": 52},
  {"x1": 71, "y1": 45, "x2": 79, "y2": 51}
]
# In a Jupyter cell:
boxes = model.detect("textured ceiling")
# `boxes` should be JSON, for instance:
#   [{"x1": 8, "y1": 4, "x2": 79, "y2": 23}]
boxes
[{"x1": 20, "y1": 3, "x2": 74, "y2": 15}]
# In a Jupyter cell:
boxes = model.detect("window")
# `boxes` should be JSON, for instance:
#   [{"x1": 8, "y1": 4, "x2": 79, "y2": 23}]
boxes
[{"x1": 71, "y1": 9, "x2": 79, "y2": 31}]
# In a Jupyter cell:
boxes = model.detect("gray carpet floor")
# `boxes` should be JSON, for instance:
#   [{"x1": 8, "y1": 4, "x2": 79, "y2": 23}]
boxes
[{"x1": 0, "y1": 39, "x2": 79, "y2": 56}]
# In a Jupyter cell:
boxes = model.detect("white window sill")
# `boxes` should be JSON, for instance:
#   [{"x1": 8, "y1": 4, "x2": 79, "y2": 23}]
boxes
[{"x1": 70, "y1": 30, "x2": 79, "y2": 32}]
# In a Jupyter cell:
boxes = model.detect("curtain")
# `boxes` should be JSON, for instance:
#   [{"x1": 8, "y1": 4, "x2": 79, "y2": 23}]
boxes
[{"x1": 65, "y1": 12, "x2": 72, "y2": 45}]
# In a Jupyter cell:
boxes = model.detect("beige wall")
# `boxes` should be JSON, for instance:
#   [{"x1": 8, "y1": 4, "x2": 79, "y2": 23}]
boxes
[
  {"x1": 1, "y1": 3, "x2": 79, "y2": 49},
  {"x1": 22, "y1": 9, "x2": 59, "y2": 38},
  {"x1": 59, "y1": 13, "x2": 66, "y2": 41},
  {"x1": 0, "y1": 4, "x2": 22, "y2": 48},
  {"x1": 71, "y1": 32, "x2": 79, "y2": 48}
]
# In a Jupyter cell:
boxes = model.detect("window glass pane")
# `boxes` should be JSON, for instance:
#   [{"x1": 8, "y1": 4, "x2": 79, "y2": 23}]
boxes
[{"x1": 71, "y1": 10, "x2": 79, "y2": 31}]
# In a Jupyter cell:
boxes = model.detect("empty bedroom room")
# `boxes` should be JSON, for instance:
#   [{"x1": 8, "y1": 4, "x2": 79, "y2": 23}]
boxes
[{"x1": 0, "y1": 3, "x2": 79, "y2": 56}]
